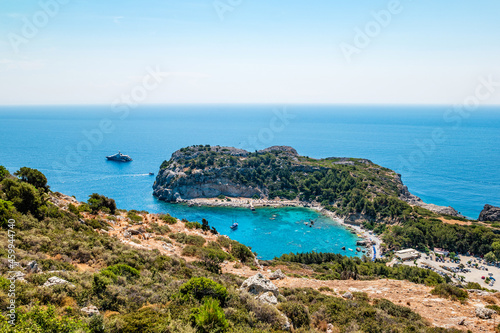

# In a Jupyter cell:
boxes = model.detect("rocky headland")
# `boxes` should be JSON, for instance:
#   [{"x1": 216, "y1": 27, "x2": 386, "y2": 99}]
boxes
[
  {"x1": 153, "y1": 145, "x2": 461, "y2": 223},
  {"x1": 478, "y1": 204, "x2": 500, "y2": 222}
]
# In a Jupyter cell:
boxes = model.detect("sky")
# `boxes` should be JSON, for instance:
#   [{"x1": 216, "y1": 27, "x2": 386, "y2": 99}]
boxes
[{"x1": 0, "y1": 0, "x2": 499, "y2": 105}]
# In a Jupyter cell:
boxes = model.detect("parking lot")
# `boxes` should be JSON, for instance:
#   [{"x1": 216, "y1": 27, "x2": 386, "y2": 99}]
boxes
[{"x1": 402, "y1": 252, "x2": 500, "y2": 289}]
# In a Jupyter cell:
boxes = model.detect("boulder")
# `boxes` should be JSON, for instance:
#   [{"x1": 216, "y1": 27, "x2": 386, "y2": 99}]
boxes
[
  {"x1": 240, "y1": 273, "x2": 279, "y2": 297},
  {"x1": 43, "y1": 276, "x2": 74, "y2": 288},
  {"x1": 327, "y1": 323, "x2": 334, "y2": 333},
  {"x1": 81, "y1": 305, "x2": 100, "y2": 316},
  {"x1": 478, "y1": 204, "x2": 500, "y2": 222},
  {"x1": 257, "y1": 292, "x2": 278, "y2": 305},
  {"x1": 342, "y1": 291, "x2": 353, "y2": 300},
  {"x1": 475, "y1": 306, "x2": 496, "y2": 319},
  {"x1": 26, "y1": 261, "x2": 41, "y2": 273},
  {"x1": 269, "y1": 269, "x2": 286, "y2": 280}
]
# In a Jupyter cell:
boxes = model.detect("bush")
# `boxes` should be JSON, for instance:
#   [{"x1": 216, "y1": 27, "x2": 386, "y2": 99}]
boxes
[
  {"x1": 161, "y1": 214, "x2": 177, "y2": 225},
  {"x1": 147, "y1": 222, "x2": 171, "y2": 235},
  {"x1": 179, "y1": 277, "x2": 228, "y2": 305},
  {"x1": 0, "y1": 199, "x2": 15, "y2": 229},
  {"x1": 87, "y1": 193, "x2": 116, "y2": 215},
  {"x1": 0, "y1": 165, "x2": 9, "y2": 181},
  {"x1": 431, "y1": 284, "x2": 469, "y2": 302},
  {"x1": 111, "y1": 307, "x2": 171, "y2": 333},
  {"x1": 14, "y1": 167, "x2": 49, "y2": 191},
  {"x1": 127, "y1": 211, "x2": 143, "y2": 222},
  {"x1": 170, "y1": 233, "x2": 206, "y2": 247},
  {"x1": 278, "y1": 302, "x2": 310, "y2": 329},
  {"x1": 191, "y1": 298, "x2": 229, "y2": 333},
  {"x1": 186, "y1": 222, "x2": 202, "y2": 230},
  {"x1": 101, "y1": 264, "x2": 140, "y2": 281},
  {"x1": 1, "y1": 178, "x2": 46, "y2": 220},
  {"x1": 230, "y1": 243, "x2": 253, "y2": 263},
  {"x1": 0, "y1": 304, "x2": 89, "y2": 332},
  {"x1": 374, "y1": 299, "x2": 421, "y2": 321},
  {"x1": 217, "y1": 236, "x2": 231, "y2": 249}
]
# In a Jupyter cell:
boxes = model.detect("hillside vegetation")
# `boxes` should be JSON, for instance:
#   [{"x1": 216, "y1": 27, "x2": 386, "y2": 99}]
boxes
[{"x1": 0, "y1": 166, "x2": 467, "y2": 332}]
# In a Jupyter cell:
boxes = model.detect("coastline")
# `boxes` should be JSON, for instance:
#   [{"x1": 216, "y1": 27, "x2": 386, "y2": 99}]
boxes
[{"x1": 177, "y1": 197, "x2": 383, "y2": 259}]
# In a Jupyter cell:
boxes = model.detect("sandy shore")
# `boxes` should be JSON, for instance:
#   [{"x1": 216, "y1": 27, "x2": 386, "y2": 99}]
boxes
[{"x1": 182, "y1": 197, "x2": 382, "y2": 259}]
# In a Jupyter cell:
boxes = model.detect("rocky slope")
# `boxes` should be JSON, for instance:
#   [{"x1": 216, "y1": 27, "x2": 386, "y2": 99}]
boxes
[
  {"x1": 478, "y1": 204, "x2": 500, "y2": 222},
  {"x1": 153, "y1": 145, "x2": 461, "y2": 219}
]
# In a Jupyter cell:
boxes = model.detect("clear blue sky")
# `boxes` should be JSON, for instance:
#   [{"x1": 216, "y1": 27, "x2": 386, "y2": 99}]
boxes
[{"x1": 1, "y1": 0, "x2": 499, "y2": 105}]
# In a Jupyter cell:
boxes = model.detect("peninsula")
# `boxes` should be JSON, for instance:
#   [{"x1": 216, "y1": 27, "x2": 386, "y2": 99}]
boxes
[{"x1": 153, "y1": 145, "x2": 460, "y2": 225}]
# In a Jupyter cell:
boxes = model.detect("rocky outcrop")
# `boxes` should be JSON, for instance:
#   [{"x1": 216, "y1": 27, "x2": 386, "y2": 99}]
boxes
[
  {"x1": 153, "y1": 168, "x2": 264, "y2": 202},
  {"x1": 342, "y1": 291, "x2": 353, "y2": 300},
  {"x1": 269, "y1": 269, "x2": 286, "y2": 281},
  {"x1": 257, "y1": 292, "x2": 278, "y2": 305},
  {"x1": 475, "y1": 306, "x2": 496, "y2": 319},
  {"x1": 399, "y1": 180, "x2": 461, "y2": 217},
  {"x1": 478, "y1": 204, "x2": 500, "y2": 222},
  {"x1": 26, "y1": 261, "x2": 42, "y2": 274},
  {"x1": 81, "y1": 305, "x2": 100, "y2": 316},
  {"x1": 240, "y1": 273, "x2": 279, "y2": 297},
  {"x1": 43, "y1": 276, "x2": 74, "y2": 287}
]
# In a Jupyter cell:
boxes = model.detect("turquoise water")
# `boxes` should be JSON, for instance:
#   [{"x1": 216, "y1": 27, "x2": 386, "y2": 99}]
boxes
[
  {"x1": 0, "y1": 105, "x2": 499, "y2": 258},
  {"x1": 154, "y1": 204, "x2": 360, "y2": 260}
]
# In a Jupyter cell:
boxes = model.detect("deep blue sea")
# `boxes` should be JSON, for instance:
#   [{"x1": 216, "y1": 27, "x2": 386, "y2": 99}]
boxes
[{"x1": 1, "y1": 105, "x2": 499, "y2": 259}]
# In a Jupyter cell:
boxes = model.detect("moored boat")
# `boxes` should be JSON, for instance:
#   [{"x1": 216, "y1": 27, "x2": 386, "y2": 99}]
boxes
[{"x1": 230, "y1": 222, "x2": 238, "y2": 230}]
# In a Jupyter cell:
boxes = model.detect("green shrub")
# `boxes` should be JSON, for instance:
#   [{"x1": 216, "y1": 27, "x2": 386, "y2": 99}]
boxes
[
  {"x1": 278, "y1": 302, "x2": 310, "y2": 329},
  {"x1": 374, "y1": 299, "x2": 421, "y2": 321},
  {"x1": 191, "y1": 298, "x2": 228, "y2": 333},
  {"x1": 147, "y1": 222, "x2": 171, "y2": 235},
  {"x1": 101, "y1": 264, "x2": 140, "y2": 280},
  {"x1": 0, "y1": 199, "x2": 15, "y2": 229},
  {"x1": 87, "y1": 193, "x2": 116, "y2": 215},
  {"x1": 111, "y1": 307, "x2": 171, "y2": 333},
  {"x1": 0, "y1": 304, "x2": 89, "y2": 332},
  {"x1": 127, "y1": 211, "x2": 143, "y2": 222},
  {"x1": 39, "y1": 259, "x2": 76, "y2": 272},
  {"x1": 217, "y1": 236, "x2": 231, "y2": 249},
  {"x1": 170, "y1": 233, "x2": 206, "y2": 247},
  {"x1": 486, "y1": 304, "x2": 500, "y2": 313},
  {"x1": 67, "y1": 203, "x2": 79, "y2": 216},
  {"x1": 14, "y1": 167, "x2": 49, "y2": 191},
  {"x1": 160, "y1": 214, "x2": 177, "y2": 225},
  {"x1": 182, "y1": 245, "x2": 201, "y2": 257},
  {"x1": 431, "y1": 284, "x2": 468, "y2": 302},
  {"x1": 179, "y1": 277, "x2": 228, "y2": 305},
  {"x1": 186, "y1": 222, "x2": 202, "y2": 230},
  {"x1": 0, "y1": 165, "x2": 9, "y2": 181},
  {"x1": 230, "y1": 242, "x2": 253, "y2": 263}
]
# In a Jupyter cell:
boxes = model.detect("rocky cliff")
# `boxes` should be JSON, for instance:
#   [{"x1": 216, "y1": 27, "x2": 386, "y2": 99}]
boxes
[{"x1": 478, "y1": 204, "x2": 500, "y2": 222}]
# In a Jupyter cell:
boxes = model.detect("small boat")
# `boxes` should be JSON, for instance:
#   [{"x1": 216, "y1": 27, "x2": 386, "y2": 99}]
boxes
[
  {"x1": 348, "y1": 248, "x2": 353, "y2": 252},
  {"x1": 230, "y1": 223, "x2": 238, "y2": 230},
  {"x1": 149, "y1": 172, "x2": 154, "y2": 176},
  {"x1": 356, "y1": 247, "x2": 361, "y2": 252},
  {"x1": 106, "y1": 151, "x2": 132, "y2": 162}
]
